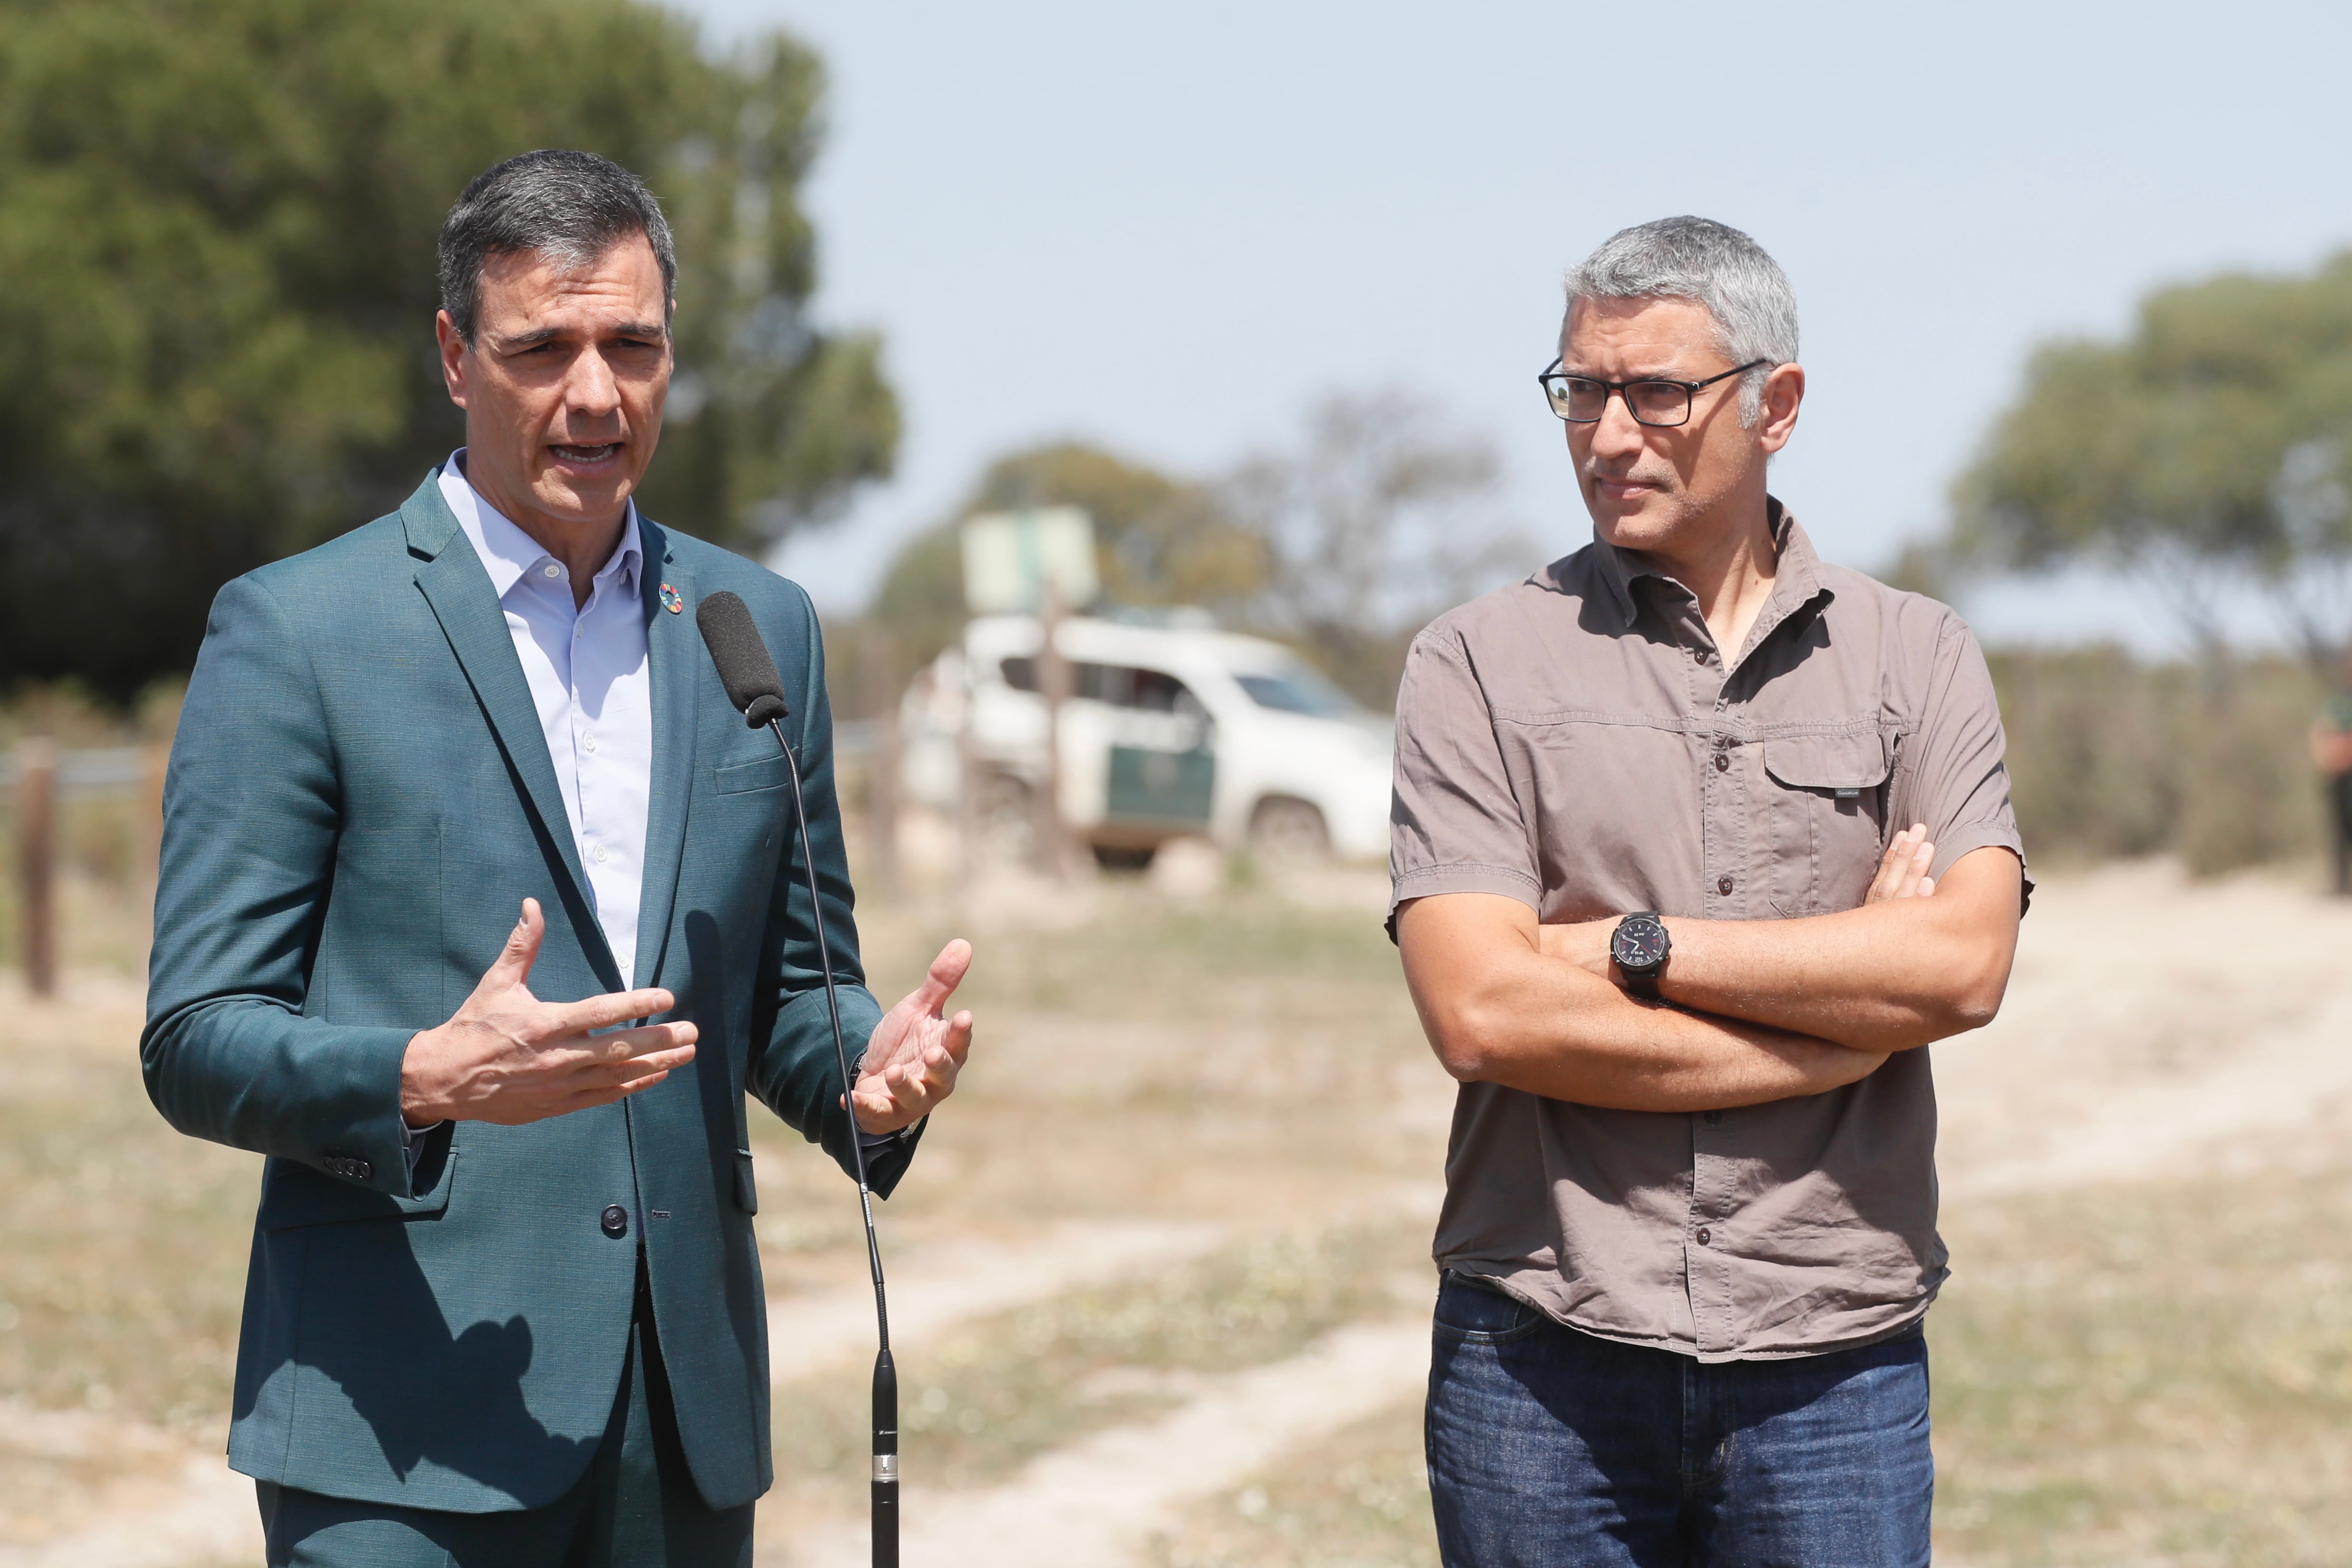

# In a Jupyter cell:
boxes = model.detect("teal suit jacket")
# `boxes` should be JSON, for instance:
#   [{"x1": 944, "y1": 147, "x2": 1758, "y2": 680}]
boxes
[{"x1": 141, "y1": 473, "x2": 915, "y2": 1513}]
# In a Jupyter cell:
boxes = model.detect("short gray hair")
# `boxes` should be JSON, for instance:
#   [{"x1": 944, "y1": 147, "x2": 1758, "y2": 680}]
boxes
[
  {"x1": 438, "y1": 149, "x2": 677, "y2": 344},
  {"x1": 1563, "y1": 216, "x2": 1798, "y2": 424}
]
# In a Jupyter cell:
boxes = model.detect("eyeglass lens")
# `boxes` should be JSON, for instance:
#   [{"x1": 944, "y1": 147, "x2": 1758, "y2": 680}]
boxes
[{"x1": 1547, "y1": 378, "x2": 1692, "y2": 427}]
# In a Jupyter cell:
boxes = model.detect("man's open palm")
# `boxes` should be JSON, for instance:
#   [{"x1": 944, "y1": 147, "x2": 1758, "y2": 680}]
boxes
[
  {"x1": 400, "y1": 899, "x2": 698, "y2": 1126},
  {"x1": 849, "y1": 939, "x2": 975, "y2": 1134}
]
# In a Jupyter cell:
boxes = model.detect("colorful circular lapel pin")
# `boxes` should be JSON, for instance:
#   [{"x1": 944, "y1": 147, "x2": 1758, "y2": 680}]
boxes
[{"x1": 659, "y1": 583, "x2": 684, "y2": 614}]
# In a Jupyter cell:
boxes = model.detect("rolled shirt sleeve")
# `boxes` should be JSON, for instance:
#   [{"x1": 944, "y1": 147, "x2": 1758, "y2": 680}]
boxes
[
  {"x1": 1890, "y1": 614, "x2": 2033, "y2": 909},
  {"x1": 1388, "y1": 628, "x2": 1543, "y2": 936}
]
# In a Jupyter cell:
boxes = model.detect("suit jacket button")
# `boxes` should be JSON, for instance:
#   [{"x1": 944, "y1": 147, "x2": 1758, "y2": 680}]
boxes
[{"x1": 601, "y1": 1204, "x2": 629, "y2": 1238}]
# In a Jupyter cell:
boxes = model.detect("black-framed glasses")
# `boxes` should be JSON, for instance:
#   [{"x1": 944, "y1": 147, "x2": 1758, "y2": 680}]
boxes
[{"x1": 1537, "y1": 357, "x2": 1767, "y2": 428}]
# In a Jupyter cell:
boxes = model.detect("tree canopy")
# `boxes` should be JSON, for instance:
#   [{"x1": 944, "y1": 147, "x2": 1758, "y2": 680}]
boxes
[
  {"x1": 1952, "y1": 252, "x2": 2352, "y2": 658},
  {"x1": 0, "y1": 0, "x2": 897, "y2": 697}
]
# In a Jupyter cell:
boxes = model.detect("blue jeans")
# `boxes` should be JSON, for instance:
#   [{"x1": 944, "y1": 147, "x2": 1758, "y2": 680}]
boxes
[{"x1": 1426, "y1": 1272, "x2": 1932, "y2": 1567}]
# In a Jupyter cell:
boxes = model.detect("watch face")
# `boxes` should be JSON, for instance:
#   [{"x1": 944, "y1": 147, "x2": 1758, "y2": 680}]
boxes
[{"x1": 1612, "y1": 915, "x2": 1669, "y2": 972}]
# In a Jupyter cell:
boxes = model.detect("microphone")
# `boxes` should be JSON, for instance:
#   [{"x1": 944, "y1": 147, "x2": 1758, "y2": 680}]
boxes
[{"x1": 696, "y1": 589, "x2": 899, "y2": 1566}]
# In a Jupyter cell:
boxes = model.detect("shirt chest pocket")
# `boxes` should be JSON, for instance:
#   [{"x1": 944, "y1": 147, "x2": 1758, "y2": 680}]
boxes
[{"x1": 1761, "y1": 731, "x2": 1892, "y2": 916}]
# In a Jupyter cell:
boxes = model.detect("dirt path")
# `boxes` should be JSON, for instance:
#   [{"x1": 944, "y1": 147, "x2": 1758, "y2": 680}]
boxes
[
  {"x1": 777, "y1": 1318, "x2": 1434, "y2": 1568},
  {"x1": 767, "y1": 1220, "x2": 1226, "y2": 1381},
  {"x1": 1933, "y1": 860, "x2": 2352, "y2": 1193}
]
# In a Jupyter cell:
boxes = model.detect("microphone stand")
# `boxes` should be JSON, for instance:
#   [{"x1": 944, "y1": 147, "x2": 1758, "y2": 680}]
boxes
[{"x1": 769, "y1": 717, "x2": 897, "y2": 1567}]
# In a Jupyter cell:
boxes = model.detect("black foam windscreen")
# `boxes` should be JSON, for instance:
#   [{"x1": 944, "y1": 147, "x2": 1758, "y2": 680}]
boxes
[{"x1": 695, "y1": 590, "x2": 791, "y2": 728}]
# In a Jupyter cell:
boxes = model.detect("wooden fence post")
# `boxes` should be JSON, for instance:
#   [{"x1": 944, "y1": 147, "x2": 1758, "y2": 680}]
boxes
[{"x1": 17, "y1": 739, "x2": 57, "y2": 998}]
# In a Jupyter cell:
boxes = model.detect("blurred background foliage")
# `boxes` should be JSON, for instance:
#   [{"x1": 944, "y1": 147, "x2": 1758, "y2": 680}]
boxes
[
  {"x1": 1951, "y1": 253, "x2": 2352, "y2": 660},
  {"x1": 0, "y1": 0, "x2": 896, "y2": 699}
]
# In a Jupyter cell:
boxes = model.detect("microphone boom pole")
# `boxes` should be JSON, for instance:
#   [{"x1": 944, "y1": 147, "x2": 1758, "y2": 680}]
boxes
[{"x1": 697, "y1": 591, "x2": 897, "y2": 1567}]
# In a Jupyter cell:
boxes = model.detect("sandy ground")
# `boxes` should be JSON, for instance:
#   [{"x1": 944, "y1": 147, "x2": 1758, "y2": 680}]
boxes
[{"x1": 7, "y1": 859, "x2": 2350, "y2": 1567}]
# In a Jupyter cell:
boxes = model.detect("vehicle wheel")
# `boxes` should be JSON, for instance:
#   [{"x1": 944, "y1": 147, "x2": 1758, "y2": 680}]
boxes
[
  {"x1": 1248, "y1": 796, "x2": 1329, "y2": 863},
  {"x1": 1091, "y1": 843, "x2": 1157, "y2": 872}
]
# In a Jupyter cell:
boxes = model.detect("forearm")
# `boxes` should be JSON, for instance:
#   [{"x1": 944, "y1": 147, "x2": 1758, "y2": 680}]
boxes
[
  {"x1": 1399, "y1": 898, "x2": 1883, "y2": 1113},
  {"x1": 141, "y1": 999, "x2": 417, "y2": 1189},
  {"x1": 1660, "y1": 851, "x2": 2020, "y2": 1051},
  {"x1": 1542, "y1": 848, "x2": 2023, "y2": 1053},
  {"x1": 1655, "y1": 907, "x2": 1982, "y2": 1051}
]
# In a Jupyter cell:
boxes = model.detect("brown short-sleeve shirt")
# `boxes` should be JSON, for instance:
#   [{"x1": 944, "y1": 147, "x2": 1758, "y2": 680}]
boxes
[{"x1": 1390, "y1": 501, "x2": 2028, "y2": 1360}]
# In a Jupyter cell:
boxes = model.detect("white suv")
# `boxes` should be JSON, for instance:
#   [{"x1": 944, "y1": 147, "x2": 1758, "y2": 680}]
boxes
[{"x1": 898, "y1": 613, "x2": 1394, "y2": 866}]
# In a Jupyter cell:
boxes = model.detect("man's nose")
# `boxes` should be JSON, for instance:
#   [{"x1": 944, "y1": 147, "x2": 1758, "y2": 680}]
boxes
[
  {"x1": 1587, "y1": 393, "x2": 1649, "y2": 459},
  {"x1": 565, "y1": 348, "x2": 622, "y2": 420}
]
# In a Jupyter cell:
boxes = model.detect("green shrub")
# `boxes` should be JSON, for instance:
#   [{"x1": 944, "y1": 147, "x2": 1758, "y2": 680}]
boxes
[{"x1": 1988, "y1": 647, "x2": 2327, "y2": 875}]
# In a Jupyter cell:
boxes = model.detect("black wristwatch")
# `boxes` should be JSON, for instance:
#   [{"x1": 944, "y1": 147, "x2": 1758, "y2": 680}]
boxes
[{"x1": 1610, "y1": 911, "x2": 1672, "y2": 1000}]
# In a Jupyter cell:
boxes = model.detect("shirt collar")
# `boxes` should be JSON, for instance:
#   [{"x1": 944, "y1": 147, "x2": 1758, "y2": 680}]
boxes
[
  {"x1": 439, "y1": 449, "x2": 641, "y2": 602},
  {"x1": 1581, "y1": 495, "x2": 1828, "y2": 637}
]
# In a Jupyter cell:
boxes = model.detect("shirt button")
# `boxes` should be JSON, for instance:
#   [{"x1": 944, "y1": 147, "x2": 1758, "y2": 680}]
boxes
[
  {"x1": 1695, "y1": 1226, "x2": 1712, "y2": 1246},
  {"x1": 1704, "y1": 1110, "x2": 1722, "y2": 1125},
  {"x1": 542, "y1": 562, "x2": 562, "y2": 579},
  {"x1": 1717, "y1": 875, "x2": 1734, "y2": 896},
  {"x1": 593, "y1": 843, "x2": 608, "y2": 864},
  {"x1": 583, "y1": 732, "x2": 598, "y2": 753},
  {"x1": 1714, "y1": 752, "x2": 1730, "y2": 772}
]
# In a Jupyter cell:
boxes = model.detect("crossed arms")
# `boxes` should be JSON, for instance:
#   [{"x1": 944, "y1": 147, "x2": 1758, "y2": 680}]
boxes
[{"x1": 1396, "y1": 827, "x2": 2023, "y2": 1113}]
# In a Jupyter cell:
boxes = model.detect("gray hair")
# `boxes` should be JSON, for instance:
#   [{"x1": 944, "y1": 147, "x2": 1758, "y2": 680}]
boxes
[
  {"x1": 1563, "y1": 216, "x2": 1798, "y2": 425},
  {"x1": 438, "y1": 149, "x2": 677, "y2": 344}
]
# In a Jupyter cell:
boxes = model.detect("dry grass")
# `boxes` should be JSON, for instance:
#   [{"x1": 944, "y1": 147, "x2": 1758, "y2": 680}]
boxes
[
  {"x1": 1932, "y1": 1149, "x2": 2352, "y2": 1567},
  {"x1": 0, "y1": 978, "x2": 256, "y2": 1438},
  {"x1": 1147, "y1": 1398, "x2": 1436, "y2": 1568},
  {"x1": 752, "y1": 873, "x2": 1439, "y2": 1287}
]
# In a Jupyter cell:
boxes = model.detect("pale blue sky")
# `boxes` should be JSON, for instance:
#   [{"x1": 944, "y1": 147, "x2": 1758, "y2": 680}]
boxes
[{"x1": 670, "y1": 0, "x2": 2352, "y2": 650}]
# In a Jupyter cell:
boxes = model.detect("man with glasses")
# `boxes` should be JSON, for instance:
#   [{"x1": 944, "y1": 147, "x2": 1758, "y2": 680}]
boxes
[{"x1": 1390, "y1": 216, "x2": 2028, "y2": 1565}]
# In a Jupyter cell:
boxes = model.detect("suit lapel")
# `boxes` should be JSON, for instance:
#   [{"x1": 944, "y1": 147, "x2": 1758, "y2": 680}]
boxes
[
  {"x1": 631, "y1": 522, "x2": 698, "y2": 991},
  {"x1": 401, "y1": 475, "x2": 615, "y2": 985}
]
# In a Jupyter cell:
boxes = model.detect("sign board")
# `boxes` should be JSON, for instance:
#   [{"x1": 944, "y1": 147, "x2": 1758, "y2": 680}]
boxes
[{"x1": 960, "y1": 508, "x2": 1098, "y2": 615}]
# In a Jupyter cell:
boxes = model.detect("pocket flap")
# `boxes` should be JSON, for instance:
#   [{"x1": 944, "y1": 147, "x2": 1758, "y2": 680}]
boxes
[
  {"x1": 1762, "y1": 733, "x2": 1890, "y2": 794},
  {"x1": 257, "y1": 1149, "x2": 458, "y2": 1230},
  {"x1": 716, "y1": 752, "x2": 792, "y2": 796},
  {"x1": 733, "y1": 1149, "x2": 759, "y2": 1214}
]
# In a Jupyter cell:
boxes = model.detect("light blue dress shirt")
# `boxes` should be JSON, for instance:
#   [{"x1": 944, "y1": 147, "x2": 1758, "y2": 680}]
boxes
[{"x1": 439, "y1": 451, "x2": 653, "y2": 988}]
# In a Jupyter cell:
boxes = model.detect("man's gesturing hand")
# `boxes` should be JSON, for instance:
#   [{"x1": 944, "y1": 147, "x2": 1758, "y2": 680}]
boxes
[
  {"x1": 400, "y1": 899, "x2": 698, "y2": 1127},
  {"x1": 848, "y1": 939, "x2": 975, "y2": 1136}
]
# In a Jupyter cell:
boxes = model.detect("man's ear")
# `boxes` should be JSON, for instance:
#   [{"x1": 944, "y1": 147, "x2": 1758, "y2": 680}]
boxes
[
  {"x1": 435, "y1": 310, "x2": 470, "y2": 410},
  {"x1": 1757, "y1": 361, "x2": 1805, "y2": 454}
]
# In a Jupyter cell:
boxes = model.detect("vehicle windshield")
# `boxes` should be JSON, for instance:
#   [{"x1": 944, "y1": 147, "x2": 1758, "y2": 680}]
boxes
[{"x1": 1233, "y1": 662, "x2": 1359, "y2": 719}]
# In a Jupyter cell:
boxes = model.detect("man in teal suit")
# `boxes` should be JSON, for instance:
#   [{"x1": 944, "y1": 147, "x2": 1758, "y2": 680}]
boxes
[{"x1": 141, "y1": 150, "x2": 975, "y2": 1565}]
